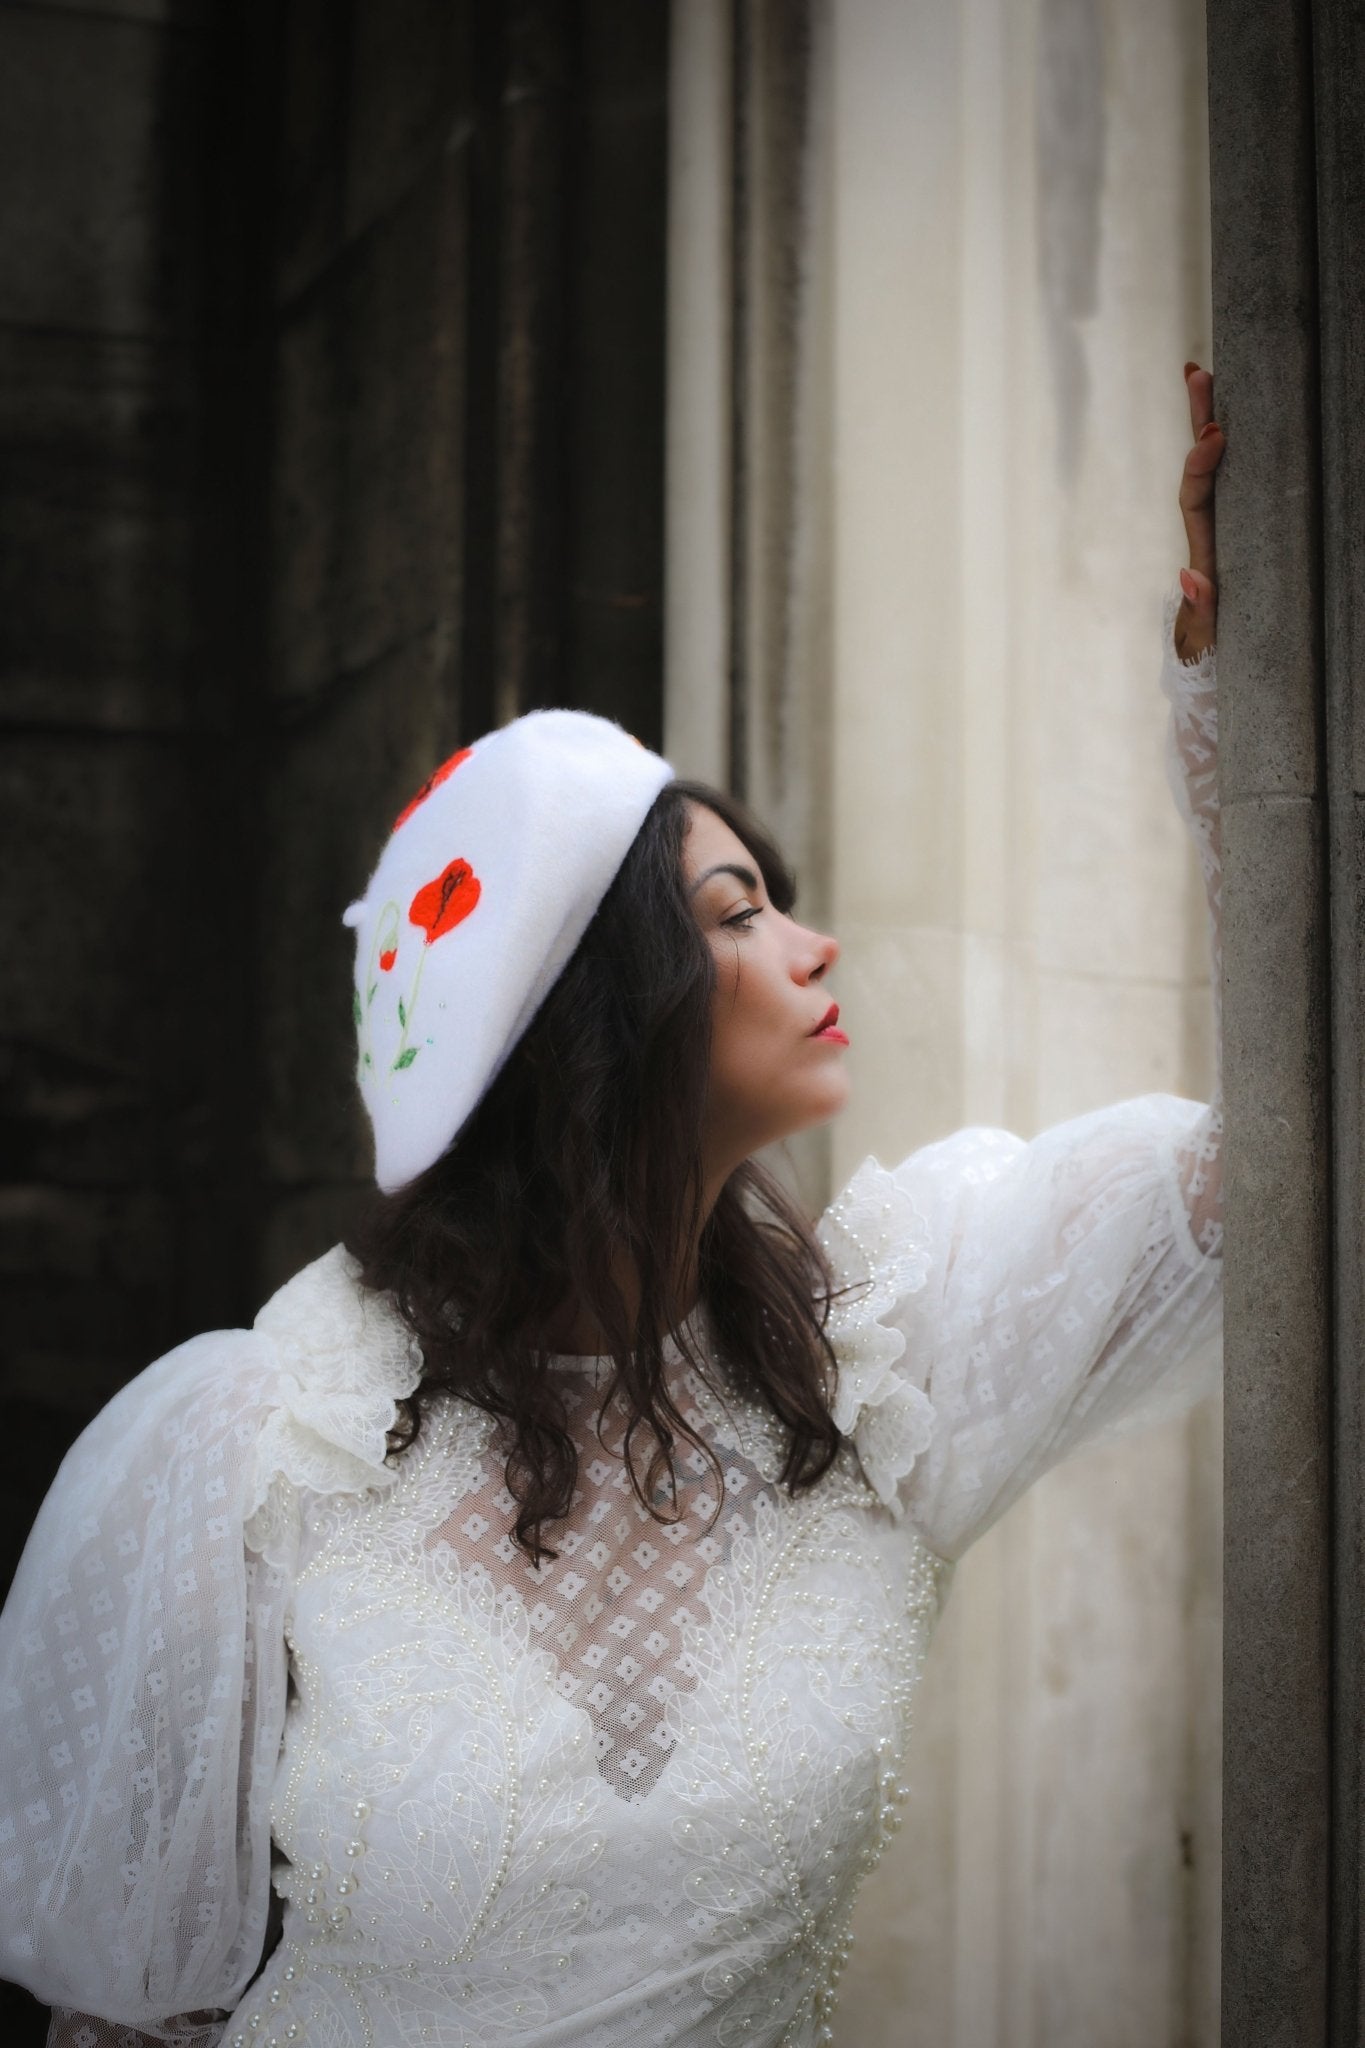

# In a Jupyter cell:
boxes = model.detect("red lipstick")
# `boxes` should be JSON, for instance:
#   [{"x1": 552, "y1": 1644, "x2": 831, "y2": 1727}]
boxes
[{"x1": 811, "y1": 1003, "x2": 849, "y2": 1046}]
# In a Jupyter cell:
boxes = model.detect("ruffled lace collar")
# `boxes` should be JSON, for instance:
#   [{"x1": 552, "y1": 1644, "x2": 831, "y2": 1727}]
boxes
[
  {"x1": 240, "y1": 1179, "x2": 936, "y2": 1543},
  {"x1": 246, "y1": 1245, "x2": 423, "y2": 1534},
  {"x1": 816, "y1": 1157, "x2": 936, "y2": 1517}
]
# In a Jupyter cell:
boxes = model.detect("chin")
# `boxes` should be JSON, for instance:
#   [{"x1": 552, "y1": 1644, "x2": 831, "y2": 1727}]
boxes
[{"x1": 779, "y1": 1079, "x2": 853, "y2": 1142}]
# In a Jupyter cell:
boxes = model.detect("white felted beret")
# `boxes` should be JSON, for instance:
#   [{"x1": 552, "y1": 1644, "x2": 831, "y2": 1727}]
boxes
[{"x1": 343, "y1": 709, "x2": 675, "y2": 1192}]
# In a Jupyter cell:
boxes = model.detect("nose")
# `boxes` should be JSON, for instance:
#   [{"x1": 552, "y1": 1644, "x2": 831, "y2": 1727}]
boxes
[{"x1": 794, "y1": 922, "x2": 839, "y2": 981}]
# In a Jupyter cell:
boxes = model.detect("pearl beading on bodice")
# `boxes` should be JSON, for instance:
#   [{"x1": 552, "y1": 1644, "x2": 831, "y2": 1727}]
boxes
[{"x1": 220, "y1": 1340, "x2": 947, "y2": 2048}]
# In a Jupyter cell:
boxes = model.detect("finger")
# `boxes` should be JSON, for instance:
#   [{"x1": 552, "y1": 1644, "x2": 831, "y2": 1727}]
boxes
[
  {"x1": 1176, "y1": 569, "x2": 1218, "y2": 660},
  {"x1": 1180, "y1": 500, "x2": 1217, "y2": 583},
  {"x1": 1180, "y1": 425, "x2": 1225, "y2": 503},
  {"x1": 1186, "y1": 422, "x2": 1224, "y2": 463},
  {"x1": 1181, "y1": 501, "x2": 1217, "y2": 583},
  {"x1": 1184, "y1": 361, "x2": 1215, "y2": 437},
  {"x1": 1178, "y1": 567, "x2": 1216, "y2": 619},
  {"x1": 1180, "y1": 422, "x2": 1223, "y2": 499},
  {"x1": 1178, "y1": 421, "x2": 1219, "y2": 489}
]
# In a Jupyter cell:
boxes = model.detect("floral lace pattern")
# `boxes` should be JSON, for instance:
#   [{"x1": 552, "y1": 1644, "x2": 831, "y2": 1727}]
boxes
[
  {"x1": 245, "y1": 1247, "x2": 424, "y2": 1565},
  {"x1": 236, "y1": 1357, "x2": 945, "y2": 2048},
  {"x1": 816, "y1": 1159, "x2": 936, "y2": 1513}
]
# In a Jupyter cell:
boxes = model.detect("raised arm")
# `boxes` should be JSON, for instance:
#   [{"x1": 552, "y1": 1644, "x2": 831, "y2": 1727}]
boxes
[
  {"x1": 1167, "y1": 360, "x2": 1224, "y2": 1258},
  {"x1": 820, "y1": 367, "x2": 1229, "y2": 1561}
]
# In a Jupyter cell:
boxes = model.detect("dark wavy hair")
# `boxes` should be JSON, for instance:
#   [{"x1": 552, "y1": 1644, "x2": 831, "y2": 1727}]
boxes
[{"x1": 343, "y1": 778, "x2": 845, "y2": 1563}]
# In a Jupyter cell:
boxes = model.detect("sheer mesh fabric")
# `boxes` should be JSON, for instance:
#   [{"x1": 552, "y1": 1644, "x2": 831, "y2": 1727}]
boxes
[{"x1": 424, "y1": 1356, "x2": 780, "y2": 1804}]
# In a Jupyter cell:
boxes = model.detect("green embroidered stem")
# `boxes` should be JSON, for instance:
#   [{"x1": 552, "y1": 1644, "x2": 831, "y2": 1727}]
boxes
[
  {"x1": 392, "y1": 940, "x2": 431, "y2": 1071},
  {"x1": 355, "y1": 902, "x2": 400, "y2": 1080}
]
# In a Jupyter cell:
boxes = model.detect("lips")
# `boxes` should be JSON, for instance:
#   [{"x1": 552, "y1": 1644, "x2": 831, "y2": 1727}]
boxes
[{"x1": 811, "y1": 1002, "x2": 840, "y2": 1035}]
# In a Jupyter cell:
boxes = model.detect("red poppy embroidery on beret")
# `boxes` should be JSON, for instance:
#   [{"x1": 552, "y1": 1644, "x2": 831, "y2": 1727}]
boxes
[
  {"x1": 408, "y1": 858, "x2": 482, "y2": 943},
  {"x1": 391, "y1": 746, "x2": 473, "y2": 833},
  {"x1": 375, "y1": 858, "x2": 484, "y2": 1072},
  {"x1": 354, "y1": 901, "x2": 402, "y2": 1079}
]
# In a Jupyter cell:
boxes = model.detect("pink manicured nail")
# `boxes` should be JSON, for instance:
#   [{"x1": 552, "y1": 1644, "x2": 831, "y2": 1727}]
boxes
[{"x1": 1179, "y1": 569, "x2": 1199, "y2": 602}]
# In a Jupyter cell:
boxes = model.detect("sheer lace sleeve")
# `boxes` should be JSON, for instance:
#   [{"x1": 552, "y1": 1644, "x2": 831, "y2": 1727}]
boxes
[
  {"x1": 0, "y1": 1248, "x2": 421, "y2": 2043},
  {"x1": 819, "y1": 600, "x2": 1223, "y2": 1562},
  {"x1": 874, "y1": 1096, "x2": 1222, "y2": 1559},
  {"x1": 0, "y1": 1332, "x2": 292, "y2": 2044},
  {"x1": 1161, "y1": 588, "x2": 1222, "y2": 1259},
  {"x1": 43, "y1": 2011, "x2": 162, "y2": 2047}
]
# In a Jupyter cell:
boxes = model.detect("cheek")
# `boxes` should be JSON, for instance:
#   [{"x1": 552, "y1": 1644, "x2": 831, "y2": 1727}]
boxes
[
  {"x1": 707, "y1": 950, "x2": 788, "y2": 1082},
  {"x1": 707, "y1": 953, "x2": 757, "y2": 1079}
]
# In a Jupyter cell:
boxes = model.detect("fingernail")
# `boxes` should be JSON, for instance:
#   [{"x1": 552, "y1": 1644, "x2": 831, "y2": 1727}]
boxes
[
  {"x1": 1179, "y1": 569, "x2": 1198, "y2": 602},
  {"x1": 1184, "y1": 360, "x2": 1199, "y2": 376},
  {"x1": 1199, "y1": 421, "x2": 1221, "y2": 438}
]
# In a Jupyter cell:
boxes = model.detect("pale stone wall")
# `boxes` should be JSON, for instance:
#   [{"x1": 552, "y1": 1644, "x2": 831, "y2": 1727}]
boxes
[{"x1": 665, "y1": 0, "x2": 1220, "y2": 2039}]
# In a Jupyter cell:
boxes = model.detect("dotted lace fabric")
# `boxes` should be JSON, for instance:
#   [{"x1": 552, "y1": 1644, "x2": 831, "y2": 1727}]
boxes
[
  {"x1": 10, "y1": 608, "x2": 1222, "y2": 2047},
  {"x1": 424, "y1": 1356, "x2": 772, "y2": 1805}
]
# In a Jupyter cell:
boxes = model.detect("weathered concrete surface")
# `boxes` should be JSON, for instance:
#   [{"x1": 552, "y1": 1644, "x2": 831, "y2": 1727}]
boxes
[
  {"x1": 1207, "y1": 0, "x2": 1365, "y2": 2041},
  {"x1": 1312, "y1": 2, "x2": 1365, "y2": 2038},
  {"x1": 1219, "y1": 794, "x2": 1332, "y2": 2043},
  {"x1": 269, "y1": 155, "x2": 469, "y2": 707},
  {"x1": 1206, "y1": 0, "x2": 1321, "y2": 810},
  {"x1": 0, "y1": 19, "x2": 220, "y2": 2046},
  {"x1": 561, "y1": 0, "x2": 668, "y2": 743},
  {"x1": 0, "y1": 329, "x2": 199, "y2": 731},
  {"x1": 0, "y1": 7, "x2": 203, "y2": 338}
]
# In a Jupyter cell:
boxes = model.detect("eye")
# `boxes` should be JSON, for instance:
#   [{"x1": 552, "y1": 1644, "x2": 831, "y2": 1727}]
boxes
[{"x1": 720, "y1": 905, "x2": 762, "y2": 930}]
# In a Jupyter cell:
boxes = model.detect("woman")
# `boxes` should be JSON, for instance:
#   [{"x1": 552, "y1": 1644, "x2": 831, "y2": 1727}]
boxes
[{"x1": 0, "y1": 367, "x2": 1224, "y2": 2047}]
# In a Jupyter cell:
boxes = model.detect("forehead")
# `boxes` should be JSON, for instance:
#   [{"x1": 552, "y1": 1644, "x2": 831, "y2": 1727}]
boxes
[{"x1": 680, "y1": 801, "x2": 757, "y2": 885}]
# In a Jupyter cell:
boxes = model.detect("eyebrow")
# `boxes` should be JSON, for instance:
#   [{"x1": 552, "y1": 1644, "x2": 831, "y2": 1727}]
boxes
[{"x1": 688, "y1": 860, "x2": 761, "y2": 898}]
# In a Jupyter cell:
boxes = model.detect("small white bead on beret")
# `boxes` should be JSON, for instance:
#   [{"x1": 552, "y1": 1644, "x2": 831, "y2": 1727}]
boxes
[{"x1": 342, "y1": 708, "x2": 675, "y2": 1192}]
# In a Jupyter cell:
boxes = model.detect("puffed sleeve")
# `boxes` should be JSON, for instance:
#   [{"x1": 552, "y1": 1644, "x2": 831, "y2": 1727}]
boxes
[
  {"x1": 818, "y1": 1094, "x2": 1222, "y2": 1563},
  {"x1": 0, "y1": 1247, "x2": 421, "y2": 2045},
  {"x1": 817, "y1": 597, "x2": 1223, "y2": 1560}
]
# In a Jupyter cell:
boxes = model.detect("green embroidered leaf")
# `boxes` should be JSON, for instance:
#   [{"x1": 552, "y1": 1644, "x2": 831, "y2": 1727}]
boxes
[
  {"x1": 352, "y1": 990, "x2": 362, "y2": 1029},
  {"x1": 366, "y1": 982, "x2": 377, "y2": 1005},
  {"x1": 393, "y1": 1047, "x2": 419, "y2": 1070},
  {"x1": 397, "y1": 997, "x2": 407, "y2": 1027},
  {"x1": 362, "y1": 1051, "x2": 372, "y2": 1067}
]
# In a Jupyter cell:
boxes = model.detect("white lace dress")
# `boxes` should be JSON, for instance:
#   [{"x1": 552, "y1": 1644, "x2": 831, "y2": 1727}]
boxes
[{"x1": 0, "y1": 612, "x2": 1222, "y2": 2048}]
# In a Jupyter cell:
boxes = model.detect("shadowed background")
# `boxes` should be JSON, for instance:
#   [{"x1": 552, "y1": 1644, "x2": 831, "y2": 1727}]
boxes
[{"x1": 0, "y1": 2, "x2": 1229, "y2": 2043}]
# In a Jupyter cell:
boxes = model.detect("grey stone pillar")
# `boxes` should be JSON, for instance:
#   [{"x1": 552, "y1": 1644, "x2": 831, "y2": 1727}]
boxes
[
  {"x1": 1209, "y1": 0, "x2": 1365, "y2": 2041},
  {"x1": 1316, "y1": 1, "x2": 1365, "y2": 2030}
]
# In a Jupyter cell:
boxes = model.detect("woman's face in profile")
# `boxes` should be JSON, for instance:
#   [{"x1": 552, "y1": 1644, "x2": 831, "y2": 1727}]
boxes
[{"x1": 682, "y1": 800, "x2": 849, "y2": 1170}]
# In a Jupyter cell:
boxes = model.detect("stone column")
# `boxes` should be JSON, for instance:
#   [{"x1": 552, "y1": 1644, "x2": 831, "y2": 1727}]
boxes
[
  {"x1": 1315, "y1": 2, "x2": 1365, "y2": 2027},
  {"x1": 1208, "y1": 0, "x2": 1364, "y2": 2039}
]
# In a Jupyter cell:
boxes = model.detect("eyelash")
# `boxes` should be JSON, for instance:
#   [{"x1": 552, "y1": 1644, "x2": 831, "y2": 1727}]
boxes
[{"x1": 721, "y1": 905, "x2": 762, "y2": 930}]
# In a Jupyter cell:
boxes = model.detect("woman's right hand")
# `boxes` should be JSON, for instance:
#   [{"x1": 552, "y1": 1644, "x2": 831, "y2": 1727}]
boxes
[{"x1": 1175, "y1": 361, "x2": 1224, "y2": 661}]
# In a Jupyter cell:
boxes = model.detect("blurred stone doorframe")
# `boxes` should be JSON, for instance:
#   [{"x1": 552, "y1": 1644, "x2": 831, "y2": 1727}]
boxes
[
  {"x1": 1208, "y1": 0, "x2": 1365, "y2": 2044},
  {"x1": 664, "y1": 0, "x2": 1223, "y2": 2042}
]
